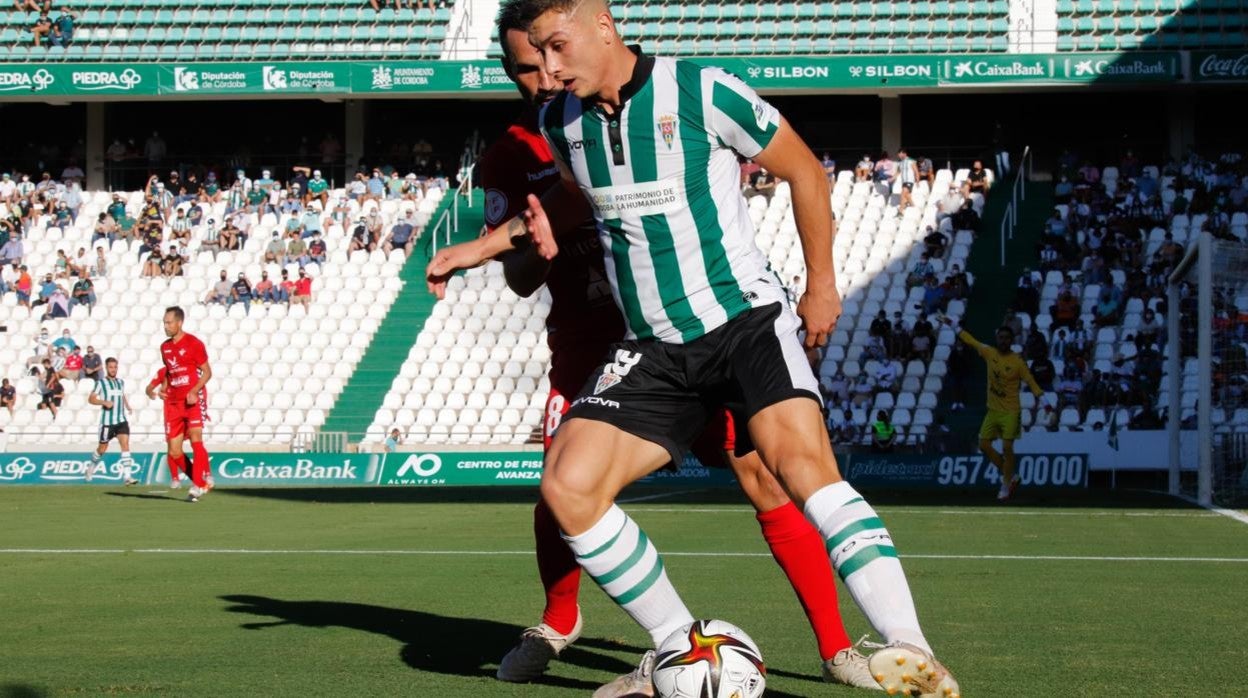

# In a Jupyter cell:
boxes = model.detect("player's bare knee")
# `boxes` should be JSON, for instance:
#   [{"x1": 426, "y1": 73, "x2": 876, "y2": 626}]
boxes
[{"x1": 979, "y1": 439, "x2": 996, "y2": 454}]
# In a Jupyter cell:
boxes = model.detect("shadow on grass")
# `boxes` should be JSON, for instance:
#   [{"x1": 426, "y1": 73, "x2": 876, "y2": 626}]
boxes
[
  {"x1": 104, "y1": 491, "x2": 186, "y2": 502},
  {"x1": 220, "y1": 595, "x2": 644, "y2": 691},
  {"x1": 0, "y1": 686, "x2": 48, "y2": 698}
]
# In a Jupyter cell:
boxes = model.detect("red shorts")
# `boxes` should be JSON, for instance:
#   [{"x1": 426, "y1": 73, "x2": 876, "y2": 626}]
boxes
[
  {"x1": 164, "y1": 395, "x2": 206, "y2": 440},
  {"x1": 545, "y1": 345, "x2": 738, "y2": 465}
]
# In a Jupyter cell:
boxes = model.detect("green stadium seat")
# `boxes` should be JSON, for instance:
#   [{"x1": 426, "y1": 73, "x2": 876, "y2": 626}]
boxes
[
  {"x1": 1057, "y1": 35, "x2": 1076, "y2": 50},
  {"x1": 990, "y1": 35, "x2": 1008, "y2": 50},
  {"x1": 1098, "y1": 34, "x2": 1120, "y2": 50}
]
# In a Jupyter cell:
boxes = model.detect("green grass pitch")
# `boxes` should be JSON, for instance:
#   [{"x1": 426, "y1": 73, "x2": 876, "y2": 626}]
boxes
[{"x1": 1, "y1": 486, "x2": 1245, "y2": 696}]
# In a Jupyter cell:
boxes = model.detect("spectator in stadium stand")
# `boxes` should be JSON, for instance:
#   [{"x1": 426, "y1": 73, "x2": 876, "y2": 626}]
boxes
[
  {"x1": 916, "y1": 152, "x2": 935, "y2": 187},
  {"x1": 37, "y1": 359, "x2": 63, "y2": 419},
  {"x1": 30, "y1": 11, "x2": 52, "y2": 46},
  {"x1": 82, "y1": 345, "x2": 101, "y2": 382},
  {"x1": 143, "y1": 132, "x2": 167, "y2": 171},
  {"x1": 943, "y1": 264, "x2": 969, "y2": 301},
  {"x1": 922, "y1": 226, "x2": 947, "y2": 259},
  {"x1": 850, "y1": 373, "x2": 875, "y2": 409},
  {"x1": 61, "y1": 346, "x2": 83, "y2": 381},
  {"x1": 91, "y1": 246, "x2": 107, "y2": 278},
  {"x1": 263, "y1": 231, "x2": 284, "y2": 264},
  {"x1": 910, "y1": 324, "x2": 933, "y2": 363},
  {"x1": 299, "y1": 206, "x2": 323, "y2": 238},
  {"x1": 30, "y1": 273, "x2": 55, "y2": 308},
  {"x1": 947, "y1": 340, "x2": 973, "y2": 413},
  {"x1": 0, "y1": 172, "x2": 13, "y2": 202},
  {"x1": 962, "y1": 160, "x2": 991, "y2": 197},
  {"x1": 382, "y1": 218, "x2": 414, "y2": 256},
  {"x1": 0, "y1": 260, "x2": 15, "y2": 295},
  {"x1": 285, "y1": 232, "x2": 308, "y2": 266},
  {"x1": 895, "y1": 149, "x2": 919, "y2": 216},
  {"x1": 14, "y1": 264, "x2": 32, "y2": 308},
  {"x1": 0, "y1": 234, "x2": 22, "y2": 267},
  {"x1": 278, "y1": 268, "x2": 296, "y2": 303},
  {"x1": 836, "y1": 410, "x2": 864, "y2": 446},
  {"x1": 750, "y1": 167, "x2": 777, "y2": 200},
  {"x1": 384, "y1": 428, "x2": 402, "y2": 453},
  {"x1": 254, "y1": 270, "x2": 284, "y2": 304},
  {"x1": 307, "y1": 233, "x2": 327, "y2": 264},
  {"x1": 863, "y1": 333, "x2": 887, "y2": 362},
  {"x1": 1053, "y1": 174, "x2": 1073, "y2": 203},
  {"x1": 823, "y1": 370, "x2": 849, "y2": 408},
  {"x1": 869, "y1": 310, "x2": 891, "y2": 342},
  {"x1": 52, "y1": 200, "x2": 73, "y2": 228},
  {"x1": 204, "y1": 270, "x2": 231, "y2": 305},
  {"x1": 870, "y1": 410, "x2": 897, "y2": 453},
  {"x1": 42, "y1": 285, "x2": 68, "y2": 320},
  {"x1": 1093, "y1": 283, "x2": 1123, "y2": 328},
  {"x1": 219, "y1": 218, "x2": 242, "y2": 251},
  {"x1": 853, "y1": 153, "x2": 872, "y2": 182},
  {"x1": 51, "y1": 248, "x2": 70, "y2": 279},
  {"x1": 921, "y1": 275, "x2": 946, "y2": 315},
  {"x1": 906, "y1": 253, "x2": 934, "y2": 288},
  {"x1": 0, "y1": 378, "x2": 14, "y2": 418},
  {"x1": 346, "y1": 218, "x2": 369, "y2": 253},
  {"x1": 889, "y1": 312, "x2": 910, "y2": 359},
  {"x1": 1137, "y1": 308, "x2": 1164, "y2": 348},
  {"x1": 1029, "y1": 353, "x2": 1056, "y2": 393},
  {"x1": 291, "y1": 268, "x2": 312, "y2": 306},
  {"x1": 302, "y1": 168, "x2": 328, "y2": 208},
  {"x1": 821, "y1": 153, "x2": 836, "y2": 185},
  {"x1": 346, "y1": 172, "x2": 367, "y2": 201},
  {"x1": 1012, "y1": 275, "x2": 1040, "y2": 319},
  {"x1": 951, "y1": 199, "x2": 980, "y2": 232},
  {"x1": 228, "y1": 272, "x2": 253, "y2": 315},
  {"x1": 70, "y1": 271, "x2": 95, "y2": 312},
  {"x1": 872, "y1": 151, "x2": 895, "y2": 189},
  {"x1": 163, "y1": 239, "x2": 188, "y2": 277}
]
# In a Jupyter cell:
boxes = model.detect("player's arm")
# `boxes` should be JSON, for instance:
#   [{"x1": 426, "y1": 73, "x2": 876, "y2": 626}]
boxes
[
  {"x1": 1018, "y1": 357, "x2": 1044, "y2": 399},
  {"x1": 88, "y1": 384, "x2": 105, "y2": 407},
  {"x1": 187, "y1": 359, "x2": 212, "y2": 405},
  {"x1": 425, "y1": 177, "x2": 585, "y2": 299},
  {"x1": 753, "y1": 117, "x2": 839, "y2": 348}
]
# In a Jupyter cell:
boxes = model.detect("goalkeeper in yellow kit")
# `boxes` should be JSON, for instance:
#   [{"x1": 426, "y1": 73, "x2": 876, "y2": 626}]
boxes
[{"x1": 941, "y1": 317, "x2": 1044, "y2": 501}]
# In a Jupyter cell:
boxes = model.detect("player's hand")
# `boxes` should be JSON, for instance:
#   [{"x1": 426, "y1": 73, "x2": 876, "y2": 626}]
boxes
[
  {"x1": 184, "y1": 393, "x2": 196, "y2": 407},
  {"x1": 524, "y1": 193, "x2": 559, "y2": 261},
  {"x1": 796, "y1": 276, "x2": 841, "y2": 349},
  {"x1": 425, "y1": 240, "x2": 487, "y2": 299},
  {"x1": 103, "y1": 400, "x2": 113, "y2": 409}
]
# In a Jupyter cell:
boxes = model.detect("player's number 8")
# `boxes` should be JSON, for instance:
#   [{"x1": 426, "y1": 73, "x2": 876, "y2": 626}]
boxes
[{"x1": 546, "y1": 395, "x2": 566, "y2": 437}]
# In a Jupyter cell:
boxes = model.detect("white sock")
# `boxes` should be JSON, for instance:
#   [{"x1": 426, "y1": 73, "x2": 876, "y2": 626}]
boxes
[
  {"x1": 563, "y1": 504, "x2": 694, "y2": 648},
  {"x1": 121, "y1": 451, "x2": 131, "y2": 461},
  {"x1": 805, "y1": 481, "x2": 932, "y2": 653}
]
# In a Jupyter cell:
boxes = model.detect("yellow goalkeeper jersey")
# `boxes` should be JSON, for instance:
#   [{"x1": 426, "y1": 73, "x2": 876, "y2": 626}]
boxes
[{"x1": 958, "y1": 330, "x2": 1043, "y2": 413}]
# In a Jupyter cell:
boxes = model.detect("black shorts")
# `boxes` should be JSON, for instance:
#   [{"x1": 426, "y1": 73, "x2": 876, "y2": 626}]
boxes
[
  {"x1": 563, "y1": 302, "x2": 822, "y2": 467},
  {"x1": 902, "y1": 182, "x2": 914, "y2": 191},
  {"x1": 98, "y1": 421, "x2": 130, "y2": 444}
]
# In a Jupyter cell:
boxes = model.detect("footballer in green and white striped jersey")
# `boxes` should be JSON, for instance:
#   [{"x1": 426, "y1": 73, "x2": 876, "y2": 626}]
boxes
[
  {"x1": 540, "y1": 52, "x2": 787, "y2": 344},
  {"x1": 93, "y1": 375, "x2": 128, "y2": 427}
]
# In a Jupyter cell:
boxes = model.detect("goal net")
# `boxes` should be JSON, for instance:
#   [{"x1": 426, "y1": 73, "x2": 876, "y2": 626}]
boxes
[{"x1": 1167, "y1": 233, "x2": 1248, "y2": 507}]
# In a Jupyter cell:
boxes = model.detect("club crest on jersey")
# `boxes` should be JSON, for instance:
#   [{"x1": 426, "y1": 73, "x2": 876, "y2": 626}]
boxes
[
  {"x1": 593, "y1": 349, "x2": 642, "y2": 395},
  {"x1": 657, "y1": 114, "x2": 677, "y2": 150}
]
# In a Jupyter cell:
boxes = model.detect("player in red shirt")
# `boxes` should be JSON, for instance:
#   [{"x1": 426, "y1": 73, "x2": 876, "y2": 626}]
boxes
[
  {"x1": 152, "y1": 306, "x2": 214, "y2": 502},
  {"x1": 426, "y1": 17, "x2": 876, "y2": 690}
]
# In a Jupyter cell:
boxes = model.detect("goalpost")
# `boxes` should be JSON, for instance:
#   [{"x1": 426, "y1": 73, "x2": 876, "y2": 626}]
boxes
[{"x1": 1167, "y1": 231, "x2": 1248, "y2": 507}]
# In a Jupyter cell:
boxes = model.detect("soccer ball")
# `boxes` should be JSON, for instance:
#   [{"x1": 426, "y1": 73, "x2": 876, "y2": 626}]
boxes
[{"x1": 652, "y1": 620, "x2": 765, "y2": 698}]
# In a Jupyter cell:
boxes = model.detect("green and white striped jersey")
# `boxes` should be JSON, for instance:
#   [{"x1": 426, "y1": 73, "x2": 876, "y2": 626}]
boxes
[
  {"x1": 92, "y1": 377, "x2": 127, "y2": 427},
  {"x1": 541, "y1": 53, "x2": 787, "y2": 344}
]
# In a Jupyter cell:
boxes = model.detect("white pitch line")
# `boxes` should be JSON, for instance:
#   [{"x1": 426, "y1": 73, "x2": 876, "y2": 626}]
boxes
[
  {"x1": 1, "y1": 548, "x2": 1245, "y2": 563},
  {"x1": 625, "y1": 506, "x2": 1220, "y2": 518},
  {"x1": 1171, "y1": 494, "x2": 1248, "y2": 527}
]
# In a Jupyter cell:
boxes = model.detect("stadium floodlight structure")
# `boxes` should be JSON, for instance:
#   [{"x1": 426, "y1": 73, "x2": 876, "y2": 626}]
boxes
[{"x1": 1167, "y1": 231, "x2": 1248, "y2": 507}]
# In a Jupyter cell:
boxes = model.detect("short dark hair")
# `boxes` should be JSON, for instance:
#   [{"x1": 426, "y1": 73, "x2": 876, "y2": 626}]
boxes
[
  {"x1": 165, "y1": 305, "x2": 185, "y2": 321},
  {"x1": 105, "y1": 357, "x2": 118, "y2": 366},
  {"x1": 496, "y1": 0, "x2": 528, "y2": 69},
  {"x1": 996, "y1": 325, "x2": 1015, "y2": 339},
  {"x1": 500, "y1": 0, "x2": 589, "y2": 35}
]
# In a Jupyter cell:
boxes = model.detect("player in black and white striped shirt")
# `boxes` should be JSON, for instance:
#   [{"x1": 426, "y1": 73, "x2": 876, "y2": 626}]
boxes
[{"x1": 87, "y1": 357, "x2": 138, "y2": 485}]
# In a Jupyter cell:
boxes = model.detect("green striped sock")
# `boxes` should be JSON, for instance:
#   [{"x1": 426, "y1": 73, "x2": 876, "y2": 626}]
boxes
[
  {"x1": 805, "y1": 482, "x2": 931, "y2": 653},
  {"x1": 563, "y1": 504, "x2": 694, "y2": 647}
]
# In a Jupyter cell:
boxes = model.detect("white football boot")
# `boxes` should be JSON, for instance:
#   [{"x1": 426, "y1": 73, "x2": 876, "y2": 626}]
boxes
[
  {"x1": 866, "y1": 641, "x2": 960, "y2": 698},
  {"x1": 592, "y1": 650, "x2": 655, "y2": 698}
]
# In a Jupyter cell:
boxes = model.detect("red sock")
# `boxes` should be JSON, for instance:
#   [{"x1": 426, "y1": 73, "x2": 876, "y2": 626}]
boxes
[
  {"x1": 167, "y1": 454, "x2": 188, "y2": 481},
  {"x1": 534, "y1": 498, "x2": 581, "y2": 636},
  {"x1": 190, "y1": 441, "x2": 210, "y2": 489},
  {"x1": 757, "y1": 501, "x2": 852, "y2": 661}
]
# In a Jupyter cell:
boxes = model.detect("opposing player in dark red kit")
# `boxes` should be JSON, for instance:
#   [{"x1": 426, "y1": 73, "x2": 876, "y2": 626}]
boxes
[
  {"x1": 426, "y1": 10, "x2": 877, "y2": 691},
  {"x1": 151, "y1": 306, "x2": 214, "y2": 502}
]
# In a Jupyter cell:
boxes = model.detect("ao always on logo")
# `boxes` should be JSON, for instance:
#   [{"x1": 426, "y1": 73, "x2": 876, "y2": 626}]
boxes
[
  {"x1": 395, "y1": 454, "x2": 443, "y2": 478},
  {"x1": 594, "y1": 349, "x2": 641, "y2": 395}
]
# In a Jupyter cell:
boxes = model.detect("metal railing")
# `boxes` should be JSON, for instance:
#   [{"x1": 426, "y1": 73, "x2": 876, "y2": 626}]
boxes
[
  {"x1": 998, "y1": 145, "x2": 1033, "y2": 267},
  {"x1": 292, "y1": 430, "x2": 348, "y2": 453},
  {"x1": 429, "y1": 161, "x2": 475, "y2": 256}
]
